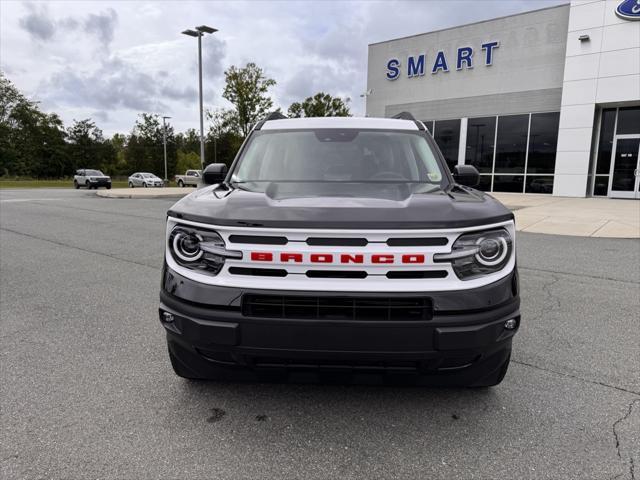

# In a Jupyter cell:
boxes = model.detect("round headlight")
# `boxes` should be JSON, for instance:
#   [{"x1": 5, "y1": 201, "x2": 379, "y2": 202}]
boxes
[
  {"x1": 475, "y1": 236, "x2": 508, "y2": 266},
  {"x1": 172, "y1": 231, "x2": 203, "y2": 262}
]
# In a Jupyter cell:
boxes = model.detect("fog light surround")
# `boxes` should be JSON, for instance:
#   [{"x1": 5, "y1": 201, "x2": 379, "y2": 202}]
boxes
[{"x1": 504, "y1": 318, "x2": 518, "y2": 330}]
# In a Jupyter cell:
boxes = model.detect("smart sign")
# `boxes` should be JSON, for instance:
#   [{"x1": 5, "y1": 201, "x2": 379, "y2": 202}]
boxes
[{"x1": 386, "y1": 41, "x2": 499, "y2": 80}]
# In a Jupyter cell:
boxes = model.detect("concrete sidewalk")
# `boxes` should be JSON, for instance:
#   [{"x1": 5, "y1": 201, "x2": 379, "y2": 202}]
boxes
[
  {"x1": 492, "y1": 193, "x2": 639, "y2": 239},
  {"x1": 97, "y1": 188, "x2": 639, "y2": 238}
]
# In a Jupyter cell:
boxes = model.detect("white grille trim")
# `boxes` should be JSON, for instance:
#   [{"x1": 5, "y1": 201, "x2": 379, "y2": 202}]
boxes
[{"x1": 165, "y1": 218, "x2": 516, "y2": 293}]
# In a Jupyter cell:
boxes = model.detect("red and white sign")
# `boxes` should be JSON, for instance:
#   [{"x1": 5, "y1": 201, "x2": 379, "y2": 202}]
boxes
[{"x1": 250, "y1": 252, "x2": 427, "y2": 264}]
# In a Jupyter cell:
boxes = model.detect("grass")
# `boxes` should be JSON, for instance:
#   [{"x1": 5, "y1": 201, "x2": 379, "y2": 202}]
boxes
[{"x1": 1, "y1": 179, "x2": 129, "y2": 189}]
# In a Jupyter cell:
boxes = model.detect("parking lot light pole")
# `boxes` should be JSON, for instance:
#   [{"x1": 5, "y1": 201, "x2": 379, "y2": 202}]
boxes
[
  {"x1": 162, "y1": 116, "x2": 171, "y2": 185},
  {"x1": 359, "y1": 89, "x2": 372, "y2": 117},
  {"x1": 182, "y1": 25, "x2": 218, "y2": 171}
]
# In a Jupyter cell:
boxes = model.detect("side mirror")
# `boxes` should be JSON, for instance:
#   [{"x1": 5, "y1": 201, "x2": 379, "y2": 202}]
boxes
[
  {"x1": 203, "y1": 163, "x2": 228, "y2": 185},
  {"x1": 453, "y1": 165, "x2": 480, "y2": 187}
]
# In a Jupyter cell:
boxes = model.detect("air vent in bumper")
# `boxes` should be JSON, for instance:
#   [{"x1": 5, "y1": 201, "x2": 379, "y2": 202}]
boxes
[{"x1": 242, "y1": 294, "x2": 433, "y2": 321}]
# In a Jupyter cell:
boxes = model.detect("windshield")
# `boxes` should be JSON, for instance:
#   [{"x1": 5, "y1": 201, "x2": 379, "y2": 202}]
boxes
[
  {"x1": 86, "y1": 170, "x2": 104, "y2": 176},
  {"x1": 231, "y1": 129, "x2": 448, "y2": 193}
]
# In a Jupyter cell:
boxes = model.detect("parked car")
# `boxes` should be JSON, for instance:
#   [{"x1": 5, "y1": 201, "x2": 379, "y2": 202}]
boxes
[
  {"x1": 159, "y1": 112, "x2": 519, "y2": 387},
  {"x1": 174, "y1": 169, "x2": 202, "y2": 187},
  {"x1": 74, "y1": 169, "x2": 111, "y2": 189},
  {"x1": 128, "y1": 172, "x2": 164, "y2": 188}
]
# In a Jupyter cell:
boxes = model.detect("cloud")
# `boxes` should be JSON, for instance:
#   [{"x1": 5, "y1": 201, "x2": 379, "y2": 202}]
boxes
[
  {"x1": 160, "y1": 84, "x2": 197, "y2": 102},
  {"x1": 83, "y1": 9, "x2": 118, "y2": 48},
  {"x1": 18, "y1": 3, "x2": 118, "y2": 49},
  {"x1": 203, "y1": 36, "x2": 226, "y2": 78},
  {"x1": 42, "y1": 56, "x2": 166, "y2": 112},
  {"x1": 284, "y1": 64, "x2": 358, "y2": 107},
  {"x1": 18, "y1": 4, "x2": 55, "y2": 41}
]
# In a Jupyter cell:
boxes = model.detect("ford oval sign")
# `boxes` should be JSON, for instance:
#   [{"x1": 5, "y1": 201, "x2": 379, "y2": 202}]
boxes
[{"x1": 616, "y1": 0, "x2": 640, "y2": 20}]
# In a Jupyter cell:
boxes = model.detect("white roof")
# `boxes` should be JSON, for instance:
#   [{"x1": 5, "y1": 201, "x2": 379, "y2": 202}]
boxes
[{"x1": 260, "y1": 116, "x2": 419, "y2": 131}]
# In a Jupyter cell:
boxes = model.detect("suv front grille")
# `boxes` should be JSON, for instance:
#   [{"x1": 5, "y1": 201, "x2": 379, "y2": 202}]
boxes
[{"x1": 242, "y1": 294, "x2": 433, "y2": 321}]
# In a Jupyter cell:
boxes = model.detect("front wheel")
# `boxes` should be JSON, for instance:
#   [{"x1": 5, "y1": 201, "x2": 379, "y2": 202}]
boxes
[
  {"x1": 85, "y1": 181, "x2": 92, "y2": 189},
  {"x1": 143, "y1": 183, "x2": 148, "y2": 188},
  {"x1": 128, "y1": 182, "x2": 133, "y2": 188},
  {"x1": 74, "y1": 181, "x2": 79, "y2": 189},
  {"x1": 106, "y1": 185, "x2": 111, "y2": 190},
  {"x1": 177, "y1": 180, "x2": 184, "y2": 188}
]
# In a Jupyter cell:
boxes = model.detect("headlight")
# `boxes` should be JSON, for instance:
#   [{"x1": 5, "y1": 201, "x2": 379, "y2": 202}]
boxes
[
  {"x1": 168, "y1": 225, "x2": 241, "y2": 275},
  {"x1": 434, "y1": 229, "x2": 512, "y2": 280}
]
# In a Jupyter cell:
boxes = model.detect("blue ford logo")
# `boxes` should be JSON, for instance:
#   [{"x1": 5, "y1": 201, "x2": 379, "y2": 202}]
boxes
[{"x1": 616, "y1": 0, "x2": 640, "y2": 20}]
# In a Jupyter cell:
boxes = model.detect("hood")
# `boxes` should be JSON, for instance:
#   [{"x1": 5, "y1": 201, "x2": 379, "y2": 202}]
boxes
[{"x1": 167, "y1": 183, "x2": 513, "y2": 229}]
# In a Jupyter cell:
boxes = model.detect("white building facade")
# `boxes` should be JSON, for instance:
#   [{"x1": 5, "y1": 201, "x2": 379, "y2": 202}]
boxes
[{"x1": 366, "y1": 0, "x2": 640, "y2": 198}]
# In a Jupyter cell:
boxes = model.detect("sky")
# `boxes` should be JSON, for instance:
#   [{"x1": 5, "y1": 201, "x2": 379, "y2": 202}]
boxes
[{"x1": 0, "y1": 0, "x2": 567, "y2": 136}]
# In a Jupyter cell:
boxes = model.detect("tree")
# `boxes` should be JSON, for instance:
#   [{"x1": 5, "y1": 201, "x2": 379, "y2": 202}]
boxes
[
  {"x1": 175, "y1": 150, "x2": 201, "y2": 174},
  {"x1": 67, "y1": 119, "x2": 103, "y2": 168},
  {"x1": 125, "y1": 113, "x2": 176, "y2": 177},
  {"x1": 205, "y1": 108, "x2": 244, "y2": 167},
  {"x1": 222, "y1": 63, "x2": 276, "y2": 137},
  {"x1": 288, "y1": 92, "x2": 351, "y2": 118},
  {"x1": 0, "y1": 73, "x2": 69, "y2": 178}
]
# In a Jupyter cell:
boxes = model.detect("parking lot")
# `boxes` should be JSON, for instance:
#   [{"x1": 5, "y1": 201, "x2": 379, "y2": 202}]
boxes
[{"x1": 1, "y1": 188, "x2": 638, "y2": 479}]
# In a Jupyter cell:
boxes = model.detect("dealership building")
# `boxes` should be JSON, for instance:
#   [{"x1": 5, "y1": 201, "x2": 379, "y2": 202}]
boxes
[{"x1": 366, "y1": 0, "x2": 640, "y2": 198}]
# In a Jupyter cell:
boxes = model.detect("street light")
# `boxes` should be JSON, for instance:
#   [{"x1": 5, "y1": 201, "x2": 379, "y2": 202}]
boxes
[
  {"x1": 182, "y1": 25, "x2": 218, "y2": 171},
  {"x1": 162, "y1": 116, "x2": 171, "y2": 185},
  {"x1": 359, "y1": 89, "x2": 372, "y2": 117}
]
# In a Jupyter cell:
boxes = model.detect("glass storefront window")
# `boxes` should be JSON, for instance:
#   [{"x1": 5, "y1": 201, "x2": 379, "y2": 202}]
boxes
[
  {"x1": 525, "y1": 175, "x2": 554, "y2": 194},
  {"x1": 527, "y1": 112, "x2": 560, "y2": 174},
  {"x1": 494, "y1": 114, "x2": 529, "y2": 173},
  {"x1": 593, "y1": 176, "x2": 610, "y2": 196},
  {"x1": 596, "y1": 109, "x2": 616, "y2": 175},
  {"x1": 477, "y1": 175, "x2": 492, "y2": 192},
  {"x1": 493, "y1": 175, "x2": 524, "y2": 192},
  {"x1": 466, "y1": 117, "x2": 496, "y2": 173},
  {"x1": 616, "y1": 106, "x2": 640, "y2": 135},
  {"x1": 434, "y1": 119, "x2": 460, "y2": 171}
]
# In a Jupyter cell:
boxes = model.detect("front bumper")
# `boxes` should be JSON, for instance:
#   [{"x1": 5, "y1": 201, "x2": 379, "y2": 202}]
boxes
[
  {"x1": 89, "y1": 179, "x2": 111, "y2": 186},
  {"x1": 159, "y1": 265, "x2": 520, "y2": 381}
]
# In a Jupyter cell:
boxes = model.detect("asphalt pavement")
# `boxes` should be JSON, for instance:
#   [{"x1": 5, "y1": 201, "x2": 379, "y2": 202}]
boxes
[{"x1": 1, "y1": 188, "x2": 639, "y2": 480}]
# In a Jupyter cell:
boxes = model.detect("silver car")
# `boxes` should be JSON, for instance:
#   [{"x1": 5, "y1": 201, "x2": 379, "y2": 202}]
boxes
[{"x1": 128, "y1": 172, "x2": 164, "y2": 188}]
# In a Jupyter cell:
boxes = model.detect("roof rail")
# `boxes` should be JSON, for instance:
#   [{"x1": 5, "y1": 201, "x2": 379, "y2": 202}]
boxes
[
  {"x1": 391, "y1": 111, "x2": 416, "y2": 121},
  {"x1": 391, "y1": 111, "x2": 426, "y2": 131},
  {"x1": 264, "y1": 111, "x2": 287, "y2": 121},
  {"x1": 254, "y1": 111, "x2": 287, "y2": 131}
]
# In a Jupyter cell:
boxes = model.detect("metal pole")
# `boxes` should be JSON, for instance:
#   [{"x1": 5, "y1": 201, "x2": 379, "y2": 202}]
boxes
[
  {"x1": 162, "y1": 117, "x2": 168, "y2": 184},
  {"x1": 214, "y1": 137, "x2": 217, "y2": 163},
  {"x1": 198, "y1": 33, "x2": 205, "y2": 170}
]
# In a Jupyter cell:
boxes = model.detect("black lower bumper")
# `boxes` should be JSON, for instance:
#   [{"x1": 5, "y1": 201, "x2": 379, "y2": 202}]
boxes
[{"x1": 159, "y1": 266, "x2": 520, "y2": 383}]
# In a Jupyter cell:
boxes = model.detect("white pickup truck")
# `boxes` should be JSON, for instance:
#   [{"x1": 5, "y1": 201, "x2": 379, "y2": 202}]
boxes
[{"x1": 174, "y1": 170, "x2": 202, "y2": 187}]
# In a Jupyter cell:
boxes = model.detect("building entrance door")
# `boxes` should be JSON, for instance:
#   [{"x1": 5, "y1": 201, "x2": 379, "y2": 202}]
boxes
[{"x1": 609, "y1": 136, "x2": 640, "y2": 199}]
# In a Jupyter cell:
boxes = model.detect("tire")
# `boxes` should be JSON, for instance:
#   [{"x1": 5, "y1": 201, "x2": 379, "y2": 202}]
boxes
[
  {"x1": 177, "y1": 180, "x2": 184, "y2": 188},
  {"x1": 74, "y1": 181, "x2": 79, "y2": 189},
  {"x1": 85, "y1": 181, "x2": 91, "y2": 189},
  {"x1": 106, "y1": 185, "x2": 111, "y2": 190},
  {"x1": 128, "y1": 182, "x2": 133, "y2": 188},
  {"x1": 143, "y1": 183, "x2": 148, "y2": 188},
  {"x1": 469, "y1": 353, "x2": 511, "y2": 388}
]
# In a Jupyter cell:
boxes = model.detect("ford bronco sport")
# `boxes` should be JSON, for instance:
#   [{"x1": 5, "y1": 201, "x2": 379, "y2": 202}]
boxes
[{"x1": 159, "y1": 112, "x2": 519, "y2": 387}]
